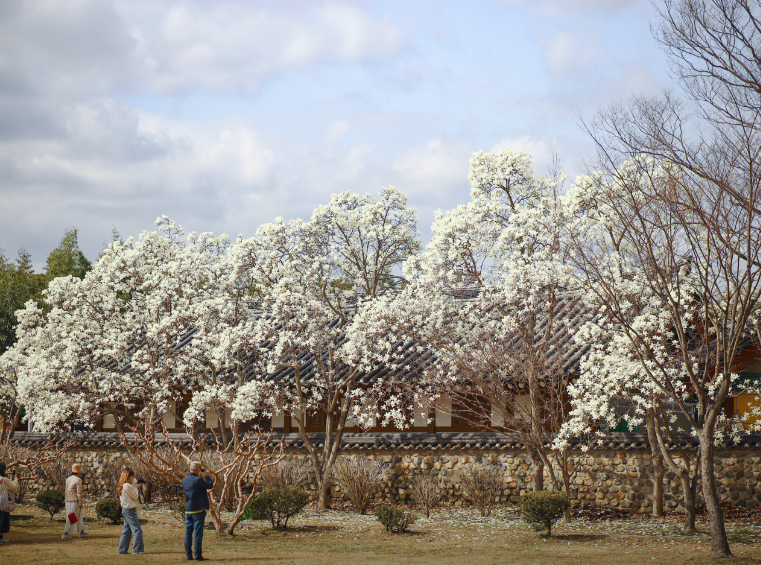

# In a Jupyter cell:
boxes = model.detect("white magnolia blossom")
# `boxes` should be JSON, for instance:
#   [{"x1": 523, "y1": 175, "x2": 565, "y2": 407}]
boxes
[
  {"x1": 3, "y1": 146, "x2": 759, "y2": 519},
  {"x1": 9, "y1": 217, "x2": 259, "y2": 438},
  {"x1": 227, "y1": 186, "x2": 421, "y2": 508},
  {"x1": 558, "y1": 157, "x2": 761, "y2": 451},
  {"x1": 353, "y1": 148, "x2": 582, "y2": 494}
]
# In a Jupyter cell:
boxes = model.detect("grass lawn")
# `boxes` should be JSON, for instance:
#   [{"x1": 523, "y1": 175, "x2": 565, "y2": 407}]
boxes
[{"x1": 1, "y1": 503, "x2": 760, "y2": 564}]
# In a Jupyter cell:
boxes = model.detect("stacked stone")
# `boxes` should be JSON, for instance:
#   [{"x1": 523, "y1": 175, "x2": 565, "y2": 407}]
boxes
[{"x1": 16, "y1": 445, "x2": 761, "y2": 513}]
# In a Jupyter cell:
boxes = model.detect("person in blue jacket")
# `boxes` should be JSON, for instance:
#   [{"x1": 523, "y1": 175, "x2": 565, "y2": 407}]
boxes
[{"x1": 182, "y1": 461, "x2": 214, "y2": 561}]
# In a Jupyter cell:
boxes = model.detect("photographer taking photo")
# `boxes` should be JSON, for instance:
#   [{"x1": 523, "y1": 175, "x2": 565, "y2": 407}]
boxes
[
  {"x1": 182, "y1": 462, "x2": 213, "y2": 561},
  {"x1": 117, "y1": 467, "x2": 145, "y2": 555}
]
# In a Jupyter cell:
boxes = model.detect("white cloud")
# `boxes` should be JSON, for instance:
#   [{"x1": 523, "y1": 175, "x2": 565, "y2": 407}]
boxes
[
  {"x1": 500, "y1": 0, "x2": 643, "y2": 16},
  {"x1": 543, "y1": 31, "x2": 600, "y2": 77},
  {"x1": 324, "y1": 120, "x2": 351, "y2": 143},
  {"x1": 391, "y1": 137, "x2": 473, "y2": 228},
  {"x1": 0, "y1": 0, "x2": 408, "y2": 266},
  {"x1": 0, "y1": 0, "x2": 403, "y2": 98},
  {"x1": 124, "y1": 1, "x2": 403, "y2": 94}
]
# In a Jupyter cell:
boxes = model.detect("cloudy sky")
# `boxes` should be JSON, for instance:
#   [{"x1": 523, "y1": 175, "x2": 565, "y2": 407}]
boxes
[{"x1": 0, "y1": 0, "x2": 672, "y2": 270}]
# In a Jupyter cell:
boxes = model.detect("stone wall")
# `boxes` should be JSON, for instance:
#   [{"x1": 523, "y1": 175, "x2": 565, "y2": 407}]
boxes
[{"x1": 16, "y1": 443, "x2": 761, "y2": 514}]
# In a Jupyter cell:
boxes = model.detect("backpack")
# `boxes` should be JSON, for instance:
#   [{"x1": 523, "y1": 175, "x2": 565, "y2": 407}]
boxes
[{"x1": 0, "y1": 478, "x2": 16, "y2": 513}]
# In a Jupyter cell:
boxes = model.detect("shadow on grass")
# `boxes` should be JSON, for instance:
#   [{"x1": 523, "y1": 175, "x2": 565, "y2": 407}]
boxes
[
  {"x1": 4, "y1": 531, "x2": 113, "y2": 546},
  {"x1": 258, "y1": 525, "x2": 341, "y2": 534},
  {"x1": 550, "y1": 533, "x2": 608, "y2": 541}
]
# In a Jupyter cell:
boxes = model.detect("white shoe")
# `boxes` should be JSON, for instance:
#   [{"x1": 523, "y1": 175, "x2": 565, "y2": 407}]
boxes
[
  {"x1": 79, "y1": 531, "x2": 90, "y2": 537},
  {"x1": 0, "y1": 538, "x2": 9, "y2": 544},
  {"x1": 62, "y1": 534, "x2": 71, "y2": 539}
]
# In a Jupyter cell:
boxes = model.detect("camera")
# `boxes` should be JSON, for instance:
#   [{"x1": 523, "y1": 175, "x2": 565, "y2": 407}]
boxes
[{"x1": 136, "y1": 477, "x2": 147, "y2": 485}]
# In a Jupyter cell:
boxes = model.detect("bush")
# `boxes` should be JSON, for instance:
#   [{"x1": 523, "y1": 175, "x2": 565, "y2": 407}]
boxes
[
  {"x1": 101, "y1": 459, "x2": 125, "y2": 499},
  {"x1": 243, "y1": 488, "x2": 309, "y2": 529},
  {"x1": 408, "y1": 473, "x2": 440, "y2": 519},
  {"x1": 374, "y1": 504, "x2": 416, "y2": 533},
  {"x1": 518, "y1": 491, "x2": 570, "y2": 537},
  {"x1": 36, "y1": 490, "x2": 65, "y2": 520},
  {"x1": 259, "y1": 459, "x2": 310, "y2": 490},
  {"x1": 13, "y1": 468, "x2": 30, "y2": 505},
  {"x1": 42, "y1": 462, "x2": 69, "y2": 490},
  {"x1": 96, "y1": 499, "x2": 122, "y2": 524},
  {"x1": 331, "y1": 455, "x2": 389, "y2": 514},
  {"x1": 453, "y1": 464, "x2": 505, "y2": 517},
  {"x1": 171, "y1": 500, "x2": 186, "y2": 523}
]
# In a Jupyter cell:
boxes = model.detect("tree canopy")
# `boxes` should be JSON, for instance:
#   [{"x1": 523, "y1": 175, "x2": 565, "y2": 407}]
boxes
[{"x1": 44, "y1": 228, "x2": 92, "y2": 284}]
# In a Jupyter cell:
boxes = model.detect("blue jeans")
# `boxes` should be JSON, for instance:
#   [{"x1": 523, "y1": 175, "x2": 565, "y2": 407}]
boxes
[
  {"x1": 118, "y1": 508, "x2": 144, "y2": 554},
  {"x1": 184, "y1": 511, "x2": 206, "y2": 559}
]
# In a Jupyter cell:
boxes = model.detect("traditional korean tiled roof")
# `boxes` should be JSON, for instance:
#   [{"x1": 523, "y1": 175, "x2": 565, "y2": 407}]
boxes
[
  {"x1": 243, "y1": 289, "x2": 593, "y2": 388},
  {"x1": 80, "y1": 289, "x2": 595, "y2": 389},
  {"x1": 11, "y1": 431, "x2": 761, "y2": 451}
]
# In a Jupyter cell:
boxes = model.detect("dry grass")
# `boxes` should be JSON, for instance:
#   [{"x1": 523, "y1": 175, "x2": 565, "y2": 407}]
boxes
[{"x1": 1, "y1": 503, "x2": 761, "y2": 564}]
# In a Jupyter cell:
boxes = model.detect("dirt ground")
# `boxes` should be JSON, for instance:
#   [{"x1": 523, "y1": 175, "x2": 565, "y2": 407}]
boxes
[{"x1": 1, "y1": 503, "x2": 760, "y2": 564}]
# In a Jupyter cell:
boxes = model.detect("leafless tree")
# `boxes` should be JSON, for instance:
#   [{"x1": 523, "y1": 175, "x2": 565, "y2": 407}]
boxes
[
  {"x1": 121, "y1": 417, "x2": 284, "y2": 536},
  {"x1": 407, "y1": 473, "x2": 440, "y2": 518},
  {"x1": 617, "y1": 395, "x2": 699, "y2": 529},
  {"x1": 11, "y1": 467, "x2": 31, "y2": 504},
  {"x1": 432, "y1": 307, "x2": 586, "y2": 520},
  {"x1": 574, "y1": 1, "x2": 761, "y2": 556},
  {"x1": 128, "y1": 450, "x2": 186, "y2": 503},
  {"x1": 453, "y1": 463, "x2": 505, "y2": 517},
  {"x1": 330, "y1": 455, "x2": 389, "y2": 514},
  {"x1": 42, "y1": 460, "x2": 69, "y2": 491},
  {"x1": 0, "y1": 436, "x2": 72, "y2": 480}
]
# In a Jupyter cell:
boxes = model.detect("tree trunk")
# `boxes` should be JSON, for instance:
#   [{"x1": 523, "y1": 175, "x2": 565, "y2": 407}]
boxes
[
  {"x1": 699, "y1": 435, "x2": 732, "y2": 558},
  {"x1": 645, "y1": 410, "x2": 664, "y2": 518},
  {"x1": 554, "y1": 450, "x2": 574, "y2": 521},
  {"x1": 652, "y1": 459, "x2": 664, "y2": 518},
  {"x1": 206, "y1": 504, "x2": 227, "y2": 536},
  {"x1": 679, "y1": 471, "x2": 696, "y2": 533},
  {"x1": 317, "y1": 477, "x2": 332, "y2": 511},
  {"x1": 532, "y1": 450, "x2": 545, "y2": 491}
]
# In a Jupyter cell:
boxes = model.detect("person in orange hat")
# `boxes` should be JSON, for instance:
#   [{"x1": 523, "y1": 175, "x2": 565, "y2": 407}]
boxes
[{"x1": 62, "y1": 463, "x2": 88, "y2": 539}]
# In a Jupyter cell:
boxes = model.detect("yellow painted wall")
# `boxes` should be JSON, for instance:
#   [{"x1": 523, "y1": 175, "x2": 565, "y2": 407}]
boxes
[{"x1": 735, "y1": 393, "x2": 761, "y2": 426}]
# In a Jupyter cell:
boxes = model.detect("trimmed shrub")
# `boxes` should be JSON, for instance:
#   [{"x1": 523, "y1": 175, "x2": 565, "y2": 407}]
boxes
[
  {"x1": 96, "y1": 499, "x2": 122, "y2": 524},
  {"x1": 243, "y1": 488, "x2": 309, "y2": 529},
  {"x1": 374, "y1": 504, "x2": 416, "y2": 533},
  {"x1": 36, "y1": 490, "x2": 65, "y2": 521},
  {"x1": 518, "y1": 491, "x2": 570, "y2": 537}
]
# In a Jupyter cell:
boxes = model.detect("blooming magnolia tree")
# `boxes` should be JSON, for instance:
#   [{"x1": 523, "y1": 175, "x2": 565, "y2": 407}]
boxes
[
  {"x1": 560, "y1": 156, "x2": 761, "y2": 547},
  {"x1": 11, "y1": 218, "x2": 260, "y2": 439},
  {"x1": 0, "y1": 355, "x2": 21, "y2": 442},
  {"x1": 353, "y1": 148, "x2": 585, "y2": 499},
  {"x1": 230, "y1": 186, "x2": 421, "y2": 510},
  {"x1": 0, "y1": 354, "x2": 72, "y2": 471}
]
